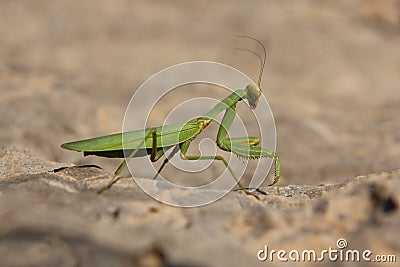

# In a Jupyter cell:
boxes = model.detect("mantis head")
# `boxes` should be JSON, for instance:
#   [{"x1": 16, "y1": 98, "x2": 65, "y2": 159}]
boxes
[
  {"x1": 236, "y1": 36, "x2": 267, "y2": 110},
  {"x1": 246, "y1": 84, "x2": 262, "y2": 109}
]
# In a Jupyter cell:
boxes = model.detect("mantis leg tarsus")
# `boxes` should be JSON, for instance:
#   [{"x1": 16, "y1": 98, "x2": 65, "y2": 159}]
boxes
[
  {"x1": 247, "y1": 188, "x2": 267, "y2": 195},
  {"x1": 240, "y1": 189, "x2": 261, "y2": 200},
  {"x1": 96, "y1": 174, "x2": 121, "y2": 194},
  {"x1": 234, "y1": 187, "x2": 265, "y2": 200}
]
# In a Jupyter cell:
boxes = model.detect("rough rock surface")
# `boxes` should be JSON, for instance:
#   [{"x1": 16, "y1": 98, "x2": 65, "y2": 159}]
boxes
[{"x1": 0, "y1": 147, "x2": 398, "y2": 266}]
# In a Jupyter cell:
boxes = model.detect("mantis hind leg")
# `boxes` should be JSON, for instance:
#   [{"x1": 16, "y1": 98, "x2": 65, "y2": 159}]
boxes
[{"x1": 97, "y1": 129, "x2": 161, "y2": 194}]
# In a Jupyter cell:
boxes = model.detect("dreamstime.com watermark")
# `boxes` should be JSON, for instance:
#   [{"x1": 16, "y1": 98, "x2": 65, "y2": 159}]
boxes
[{"x1": 257, "y1": 238, "x2": 397, "y2": 263}]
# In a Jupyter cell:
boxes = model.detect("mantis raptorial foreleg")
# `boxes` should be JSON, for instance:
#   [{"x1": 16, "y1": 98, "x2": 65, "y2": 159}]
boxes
[{"x1": 216, "y1": 102, "x2": 281, "y2": 193}]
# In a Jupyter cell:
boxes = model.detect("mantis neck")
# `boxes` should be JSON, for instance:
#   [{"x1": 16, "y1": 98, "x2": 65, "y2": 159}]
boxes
[{"x1": 199, "y1": 89, "x2": 247, "y2": 121}]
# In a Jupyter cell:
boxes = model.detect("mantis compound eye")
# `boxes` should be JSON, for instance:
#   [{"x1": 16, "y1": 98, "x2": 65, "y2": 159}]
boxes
[{"x1": 246, "y1": 84, "x2": 262, "y2": 109}]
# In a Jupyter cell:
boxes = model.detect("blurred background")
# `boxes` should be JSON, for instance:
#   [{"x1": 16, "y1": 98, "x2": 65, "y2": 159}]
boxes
[{"x1": 1, "y1": 0, "x2": 399, "y2": 186}]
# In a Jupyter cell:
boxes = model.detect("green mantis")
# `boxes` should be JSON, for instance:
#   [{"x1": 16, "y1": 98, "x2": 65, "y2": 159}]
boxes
[{"x1": 61, "y1": 36, "x2": 280, "y2": 196}]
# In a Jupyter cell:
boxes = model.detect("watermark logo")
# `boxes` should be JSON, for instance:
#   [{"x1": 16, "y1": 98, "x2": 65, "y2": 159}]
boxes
[
  {"x1": 123, "y1": 61, "x2": 276, "y2": 207},
  {"x1": 336, "y1": 238, "x2": 348, "y2": 249},
  {"x1": 257, "y1": 238, "x2": 397, "y2": 263}
]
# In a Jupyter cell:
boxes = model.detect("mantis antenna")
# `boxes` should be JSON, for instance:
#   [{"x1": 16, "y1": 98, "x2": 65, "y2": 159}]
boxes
[{"x1": 235, "y1": 36, "x2": 267, "y2": 88}]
